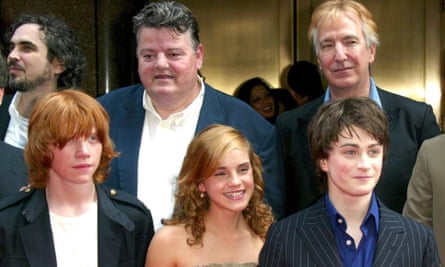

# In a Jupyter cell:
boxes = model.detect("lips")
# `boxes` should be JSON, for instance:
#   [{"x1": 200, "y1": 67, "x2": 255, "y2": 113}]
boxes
[
  {"x1": 154, "y1": 74, "x2": 174, "y2": 79},
  {"x1": 73, "y1": 163, "x2": 92, "y2": 169},
  {"x1": 223, "y1": 190, "x2": 245, "y2": 200}
]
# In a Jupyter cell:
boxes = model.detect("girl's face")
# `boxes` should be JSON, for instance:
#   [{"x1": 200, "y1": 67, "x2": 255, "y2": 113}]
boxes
[{"x1": 199, "y1": 148, "x2": 254, "y2": 214}]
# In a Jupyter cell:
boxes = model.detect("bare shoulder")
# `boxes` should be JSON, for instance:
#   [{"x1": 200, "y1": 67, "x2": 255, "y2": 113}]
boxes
[{"x1": 145, "y1": 224, "x2": 189, "y2": 267}]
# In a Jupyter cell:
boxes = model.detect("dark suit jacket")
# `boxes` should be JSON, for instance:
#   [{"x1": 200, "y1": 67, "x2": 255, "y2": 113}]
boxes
[
  {"x1": 97, "y1": 83, "x2": 285, "y2": 219},
  {"x1": 276, "y1": 88, "x2": 441, "y2": 215},
  {"x1": 259, "y1": 198, "x2": 440, "y2": 267},
  {"x1": 0, "y1": 141, "x2": 28, "y2": 199},
  {"x1": 0, "y1": 94, "x2": 13, "y2": 140},
  {"x1": 0, "y1": 184, "x2": 155, "y2": 267}
]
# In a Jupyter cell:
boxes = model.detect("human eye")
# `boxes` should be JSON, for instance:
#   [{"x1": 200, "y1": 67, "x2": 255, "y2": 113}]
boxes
[
  {"x1": 345, "y1": 37, "x2": 359, "y2": 46},
  {"x1": 341, "y1": 147, "x2": 357, "y2": 157},
  {"x1": 143, "y1": 53, "x2": 153, "y2": 60},
  {"x1": 238, "y1": 163, "x2": 251, "y2": 174},
  {"x1": 320, "y1": 42, "x2": 334, "y2": 51},
  {"x1": 88, "y1": 134, "x2": 100, "y2": 144},
  {"x1": 368, "y1": 146, "x2": 382, "y2": 157},
  {"x1": 213, "y1": 169, "x2": 227, "y2": 178},
  {"x1": 167, "y1": 50, "x2": 183, "y2": 59}
]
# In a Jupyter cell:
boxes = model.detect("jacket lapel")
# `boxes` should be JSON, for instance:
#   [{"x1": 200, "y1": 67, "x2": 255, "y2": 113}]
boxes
[
  {"x1": 299, "y1": 200, "x2": 343, "y2": 266},
  {"x1": 377, "y1": 88, "x2": 398, "y2": 133},
  {"x1": 373, "y1": 204, "x2": 406, "y2": 266},
  {"x1": 97, "y1": 186, "x2": 135, "y2": 266},
  {"x1": 195, "y1": 84, "x2": 225, "y2": 133},
  {"x1": 19, "y1": 190, "x2": 57, "y2": 267},
  {"x1": 116, "y1": 86, "x2": 145, "y2": 193}
]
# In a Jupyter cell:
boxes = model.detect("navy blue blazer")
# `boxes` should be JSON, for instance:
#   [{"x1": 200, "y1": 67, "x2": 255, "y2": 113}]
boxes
[
  {"x1": 0, "y1": 184, "x2": 155, "y2": 267},
  {"x1": 276, "y1": 88, "x2": 441, "y2": 215},
  {"x1": 0, "y1": 141, "x2": 28, "y2": 199},
  {"x1": 97, "y1": 83, "x2": 285, "y2": 219},
  {"x1": 259, "y1": 198, "x2": 440, "y2": 267}
]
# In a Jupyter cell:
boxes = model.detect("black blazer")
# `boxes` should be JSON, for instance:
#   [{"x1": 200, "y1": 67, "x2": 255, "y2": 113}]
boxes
[
  {"x1": 0, "y1": 141, "x2": 28, "y2": 199},
  {"x1": 0, "y1": 94, "x2": 13, "y2": 140},
  {"x1": 259, "y1": 198, "x2": 440, "y2": 267},
  {"x1": 276, "y1": 88, "x2": 441, "y2": 215},
  {"x1": 0, "y1": 185, "x2": 155, "y2": 267}
]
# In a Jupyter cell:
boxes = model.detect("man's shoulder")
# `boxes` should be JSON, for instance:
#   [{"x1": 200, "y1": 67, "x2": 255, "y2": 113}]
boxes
[
  {"x1": 378, "y1": 88, "x2": 432, "y2": 108},
  {"x1": 0, "y1": 188, "x2": 34, "y2": 213},
  {"x1": 278, "y1": 98, "x2": 323, "y2": 122},
  {"x1": 98, "y1": 184, "x2": 150, "y2": 215},
  {"x1": 380, "y1": 203, "x2": 433, "y2": 234},
  {"x1": 275, "y1": 200, "x2": 325, "y2": 228},
  {"x1": 97, "y1": 84, "x2": 143, "y2": 103},
  {"x1": 275, "y1": 98, "x2": 323, "y2": 134},
  {"x1": 204, "y1": 84, "x2": 253, "y2": 108}
]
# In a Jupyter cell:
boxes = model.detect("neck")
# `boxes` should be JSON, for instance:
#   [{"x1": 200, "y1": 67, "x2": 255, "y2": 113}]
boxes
[
  {"x1": 329, "y1": 192, "x2": 372, "y2": 224},
  {"x1": 329, "y1": 78, "x2": 371, "y2": 100},
  {"x1": 149, "y1": 79, "x2": 201, "y2": 120},
  {"x1": 46, "y1": 183, "x2": 97, "y2": 217},
  {"x1": 204, "y1": 207, "x2": 248, "y2": 234},
  {"x1": 17, "y1": 84, "x2": 58, "y2": 118}
]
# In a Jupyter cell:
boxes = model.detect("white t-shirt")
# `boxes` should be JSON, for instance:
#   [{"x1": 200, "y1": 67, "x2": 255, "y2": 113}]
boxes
[
  {"x1": 50, "y1": 201, "x2": 98, "y2": 267},
  {"x1": 4, "y1": 92, "x2": 28, "y2": 149}
]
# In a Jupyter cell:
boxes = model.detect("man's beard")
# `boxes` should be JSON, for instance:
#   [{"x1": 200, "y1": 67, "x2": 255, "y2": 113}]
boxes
[{"x1": 9, "y1": 65, "x2": 52, "y2": 93}]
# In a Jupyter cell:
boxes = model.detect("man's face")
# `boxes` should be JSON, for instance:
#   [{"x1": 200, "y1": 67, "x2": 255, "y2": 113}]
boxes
[
  {"x1": 7, "y1": 23, "x2": 59, "y2": 92},
  {"x1": 136, "y1": 27, "x2": 203, "y2": 110},
  {"x1": 320, "y1": 127, "x2": 383, "y2": 201},
  {"x1": 316, "y1": 13, "x2": 376, "y2": 93}
]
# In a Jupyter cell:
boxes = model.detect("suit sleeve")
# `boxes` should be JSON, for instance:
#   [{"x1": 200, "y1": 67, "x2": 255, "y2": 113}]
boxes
[
  {"x1": 419, "y1": 104, "x2": 441, "y2": 142},
  {"x1": 403, "y1": 140, "x2": 433, "y2": 227},
  {"x1": 259, "y1": 126, "x2": 286, "y2": 220}
]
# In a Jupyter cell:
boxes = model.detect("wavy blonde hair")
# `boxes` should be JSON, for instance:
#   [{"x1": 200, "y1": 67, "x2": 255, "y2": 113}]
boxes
[
  {"x1": 163, "y1": 124, "x2": 274, "y2": 246},
  {"x1": 25, "y1": 89, "x2": 118, "y2": 188}
]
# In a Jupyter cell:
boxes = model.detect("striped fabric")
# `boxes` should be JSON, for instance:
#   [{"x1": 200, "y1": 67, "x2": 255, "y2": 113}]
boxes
[{"x1": 259, "y1": 199, "x2": 440, "y2": 267}]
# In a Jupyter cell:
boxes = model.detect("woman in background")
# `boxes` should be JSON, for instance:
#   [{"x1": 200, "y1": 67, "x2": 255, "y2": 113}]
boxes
[{"x1": 234, "y1": 77, "x2": 279, "y2": 123}]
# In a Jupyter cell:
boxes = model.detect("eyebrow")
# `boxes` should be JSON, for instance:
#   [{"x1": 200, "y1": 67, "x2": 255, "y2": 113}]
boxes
[
  {"x1": 10, "y1": 40, "x2": 37, "y2": 48},
  {"x1": 339, "y1": 143, "x2": 381, "y2": 148}
]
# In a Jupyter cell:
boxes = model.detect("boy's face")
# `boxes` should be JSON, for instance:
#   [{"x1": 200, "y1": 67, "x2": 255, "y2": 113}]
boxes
[{"x1": 320, "y1": 126, "x2": 383, "y2": 201}]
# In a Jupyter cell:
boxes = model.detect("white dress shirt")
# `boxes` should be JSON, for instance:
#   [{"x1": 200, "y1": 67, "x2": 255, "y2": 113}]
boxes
[{"x1": 137, "y1": 78, "x2": 205, "y2": 230}]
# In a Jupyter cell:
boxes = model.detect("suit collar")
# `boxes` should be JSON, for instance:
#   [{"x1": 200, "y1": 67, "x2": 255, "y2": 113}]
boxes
[
  {"x1": 195, "y1": 83, "x2": 226, "y2": 133},
  {"x1": 373, "y1": 202, "x2": 406, "y2": 265},
  {"x1": 20, "y1": 189, "x2": 57, "y2": 266},
  {"x1": 298, "y1": 199, "x2": 343, "y2": 266}
]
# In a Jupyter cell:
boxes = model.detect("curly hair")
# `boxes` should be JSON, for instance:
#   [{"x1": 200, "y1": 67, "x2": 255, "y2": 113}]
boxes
[
  {"x1": 24, "y1": 89, "x2": 119, "y2": 188},
  {"x1": 162, "y1": 124, "x2": 274, "y2": 247},
  {"x1": 4, "y1": 13, "x2": 86, "y2": 89},
  {"x1": 132, "y1": 1, "x2": 200, "y2": 51}
]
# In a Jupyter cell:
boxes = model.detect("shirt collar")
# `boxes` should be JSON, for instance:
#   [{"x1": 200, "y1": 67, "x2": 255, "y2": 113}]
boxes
[
  {"x1": 142, "y1": 76, "x2": 205, "y2": 127},
  {"x1": 325, "y1": 192, "x2": 380, "y2": 232},
  {"x1": 323, "y1": 77, "x2": 382, "y2": 108}
]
